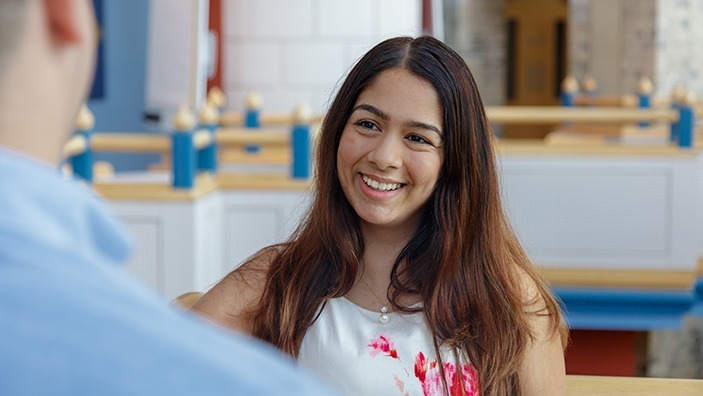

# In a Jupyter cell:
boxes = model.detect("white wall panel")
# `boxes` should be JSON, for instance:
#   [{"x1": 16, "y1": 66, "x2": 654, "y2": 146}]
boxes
[
  {"x1": 227, "y1": 43, "x2": 280, "y2": 85},
  {"x1": 248, "y1": 0, "x2": 313, "y2": 38},
  {"x1": 283, "y1": 44, "x2": 346, "y2": 85},
  {"x1": 318, "y1": 0, "x2": 374, "y2": 37}
]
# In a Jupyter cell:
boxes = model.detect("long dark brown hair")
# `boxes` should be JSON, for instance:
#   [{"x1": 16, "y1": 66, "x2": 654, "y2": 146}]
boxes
[{"x1": 245, "y1": 36, "x2": 566, "y2": 395}]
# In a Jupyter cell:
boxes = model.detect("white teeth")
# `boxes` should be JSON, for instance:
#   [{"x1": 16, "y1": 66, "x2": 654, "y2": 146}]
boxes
[{"x1": 362, "y1": 175, "x2": 402, "y2": 191}]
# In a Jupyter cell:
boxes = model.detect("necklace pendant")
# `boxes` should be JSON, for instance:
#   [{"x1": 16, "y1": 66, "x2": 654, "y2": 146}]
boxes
[{"x1": 379, "y1": 305, "x2": 390, "y2": 324}]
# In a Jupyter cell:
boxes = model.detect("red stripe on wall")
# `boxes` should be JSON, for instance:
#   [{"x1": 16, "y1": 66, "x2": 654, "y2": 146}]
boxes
[{"x1": 207, "y1": 0, "x2": 223, "y2": 92}]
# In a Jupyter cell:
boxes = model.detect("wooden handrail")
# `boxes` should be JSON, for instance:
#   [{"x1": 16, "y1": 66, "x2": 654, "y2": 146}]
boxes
[
  {"x1": 216, "y1": 129, "x2": 289, "y2": 147},
  {"x1": 219, "y1": 112, "x2": 324, "y2": 126},
  {"x1": 486, "y1": 107, "x2": 678, "y2": 124},
  {"x1": 91, "y1": 133, "x2": 170, "y2": 153}
]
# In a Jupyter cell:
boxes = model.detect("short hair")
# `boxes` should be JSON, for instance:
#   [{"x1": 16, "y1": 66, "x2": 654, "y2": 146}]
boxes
[{"x1": 0, "y1": 0, "x2": 28, "y2": 74}]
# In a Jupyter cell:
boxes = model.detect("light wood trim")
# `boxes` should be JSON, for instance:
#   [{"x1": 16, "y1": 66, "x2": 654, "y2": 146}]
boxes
[
  {"x1": 496, "y1": 139, "x2": 695, "y2": 157},
  {"x1": 216, "y1": 129, "x2": 290, "y2": 147},
  {"x1": 486, "y1": 107, "x2": 678, "y2": 124},
  {"x1": 62, "y1": 135, "x2": 88, "y2": 157},
  {"x1": 573, "y1": 94, "x2": 639, "y2": 107},
  {"x1": 566, "y1": 375, "x2": 703, "y2": 395},
  {"x1": 172, "y1": 292, "x2": 204, "y2": 309},
  {"x1": 91, "y1": 133, "x2": 170, "y2": 153},
  {"x1": 219, "y1": 112, "x2": 324, "y2": 127},
  {"x1": 698, "y1": 258, "x2": 703, "y2": 276},
  {"x1": 261, "y1": 113, "x2": 324, "y2": 125},
  {"x1": 216, "y1": 173, "x2": 311, "y2": 190},
  {"x1": 219, "y1": 113, "x2": 244, "y2": 125},
  {"x1": 219, "y1": 147, "x2": 290, "y2": 165},
  {"x1": 540, "y1": 267, "x2": 696, "y2": 289},
  {"x1": 94, "y1": 173, "x2": 218, "y2": 201},
  {"x1": 551, "y1": 124, "x2": 671, "y2": 137}
]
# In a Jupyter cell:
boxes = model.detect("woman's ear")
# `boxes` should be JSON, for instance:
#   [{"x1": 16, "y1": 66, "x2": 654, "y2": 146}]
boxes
[{"x1": 43, "y1": 0, "x2": 82, "y2": 44}]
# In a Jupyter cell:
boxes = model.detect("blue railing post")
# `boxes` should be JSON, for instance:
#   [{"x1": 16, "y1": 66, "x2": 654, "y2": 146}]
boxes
[
  {"x1": 677, "y1": 90, "x2": 695, "y2": 149},
  {"x1": 197, "y1": 103, "x2": 219, "y2": 174},
  {"x1": 171, "y1": 105, "x2": 196, "y2": 189},
  {"x1": 70, "y1": 104, "x2": 95, "y2": 182},
  {"x1": 291, "y1": 103, "x2": 312, "y2": 180},
  {"x1": 244, "y1": 91, "x2": 262, "y2": 153},
  {"x1": 637, "y1": 77, "x2": 653, "y2": 129},
  {"x1": 669, "y1": 86, "x2": 684, "y2": 143},
  {"x1": 560, "y1": 75, "x2": 579, "y2": 107}
]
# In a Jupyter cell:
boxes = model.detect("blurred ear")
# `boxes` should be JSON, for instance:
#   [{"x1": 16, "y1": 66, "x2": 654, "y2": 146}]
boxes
[{"x1": 44, "y1": 0, "x2": 82, "y2": 44}]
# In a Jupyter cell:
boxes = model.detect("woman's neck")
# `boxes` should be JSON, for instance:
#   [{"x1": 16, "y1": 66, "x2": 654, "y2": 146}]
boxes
[{"x1": 359, "y1": 222, "x2": 416, "y2": 286}]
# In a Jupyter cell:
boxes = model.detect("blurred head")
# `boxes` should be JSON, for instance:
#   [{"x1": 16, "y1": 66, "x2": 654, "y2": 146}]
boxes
[
  {"x1": 0, "y1": 0, "x2": 98, "y2": 163},
  {"x1": 0, "y1": 0, "x2": 28, "y2": 75}
]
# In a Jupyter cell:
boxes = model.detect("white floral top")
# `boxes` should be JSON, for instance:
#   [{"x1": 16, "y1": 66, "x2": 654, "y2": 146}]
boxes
[{"x1": 299, "y1": 297, "x2": 479, "y2": 395}]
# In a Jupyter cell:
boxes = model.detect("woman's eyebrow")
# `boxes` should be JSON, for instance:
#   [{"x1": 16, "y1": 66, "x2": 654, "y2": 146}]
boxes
[
  {"x1": 352, "y1": 104, "x2": 389, "y2": 120},
  {"x1": 352, "y1": 103, "x2": 442, "y2": 137},
  {"x1": 404, "y1": 120, "x2": 442, "y2": 137}
]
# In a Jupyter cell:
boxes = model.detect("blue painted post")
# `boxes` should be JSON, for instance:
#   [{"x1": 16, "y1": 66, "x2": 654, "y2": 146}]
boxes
[
  {"x1": 677, "y1": 91, "x2": 695, "y2": 149},
  {"x1": 70, "y1": 104, "x2": 95, "y2": 182},
  {"x1": 669, "y1": 86, "x2": 684, "y2": 143},
  {"x1": 560, "y1": 75, "x2": 579, "y2": 107},
  {"x1": 291, "y1": 103, "x2": 312, "y2": 180},
  {"x1": 197, "y1": 103, "x2": 219, "y2": 174},
  {"x1": 244, "y1": 91, "x2": 262, "y2": 153},
  {"x1": 637, "y1": 77, "x2": 653, "y2": 129},
  {"x1": 171, "y1": 105, "x2": 197, "y2": 189}
]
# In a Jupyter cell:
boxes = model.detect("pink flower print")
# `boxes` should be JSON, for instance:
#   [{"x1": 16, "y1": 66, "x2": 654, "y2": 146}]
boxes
[
  {"x1": 415, "y1": 352, "x2": 442, "y2": 395},
  {"x1": 440, "y1": 362, "x2": 464, "y2": 396},
  {"x1": 414, "y1": 352, "x2": 428, "y2": 383},
  {"x1": 461, "y1": 363, "x2": 480, "y2": 395},
  {"x1": 415, "y1": 356, "x2": 480, "y2": 396},
  {"x1": 369, "y1": 335, "x2": 399, "y2": 359},
  {"x1": 446, "y1": 361, "x2": 481, "y2": 396},
  {"x1": 393, "y1": 374, "x2": 410, "y2": 396}
]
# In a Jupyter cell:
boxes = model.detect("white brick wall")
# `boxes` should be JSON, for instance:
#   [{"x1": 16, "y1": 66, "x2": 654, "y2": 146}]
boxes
[
  {"x1": 282, "y1": 44, "x2": 346, "y2": 85},
  {"x1": 223, "y1": 0, "x2": 422, "y2": 114},
  {"x1": 318, "y1": 0, "x2": 374, "y2": 38},
  {"x1": 227, "y1": 43, "x2": 280, "y2": 85}
]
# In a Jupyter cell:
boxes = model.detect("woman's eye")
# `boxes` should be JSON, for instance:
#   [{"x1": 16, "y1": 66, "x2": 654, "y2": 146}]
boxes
[
  {"x1": 356, "y1": 120, "x2": 378, "y2": 130},
  {"x1": 407, "y1": 134, "x2": 430, "y2": 144}
]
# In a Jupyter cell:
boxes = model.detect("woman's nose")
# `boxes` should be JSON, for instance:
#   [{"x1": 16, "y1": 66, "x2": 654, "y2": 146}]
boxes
[{"x1": 367, "y1": 133, "x2": 402, "y2": 170}]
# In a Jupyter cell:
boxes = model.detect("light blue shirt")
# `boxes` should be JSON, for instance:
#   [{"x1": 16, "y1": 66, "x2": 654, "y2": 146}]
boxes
[{"x1": 0, "y1": 149, "x2": 333, "y2": 395}]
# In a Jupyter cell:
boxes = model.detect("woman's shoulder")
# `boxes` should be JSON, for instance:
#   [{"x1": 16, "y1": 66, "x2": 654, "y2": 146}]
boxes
[{"x1": 190, "y1": 245, "x2": 281, "y2": 334}]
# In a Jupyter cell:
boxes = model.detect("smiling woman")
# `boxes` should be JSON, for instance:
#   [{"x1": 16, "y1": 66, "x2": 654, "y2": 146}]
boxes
[
  {"x1": 192, "y1": 36, "x2": 568, "y2": 396},
  {"x1": 337, "y1": 68, "x2": 444, "y2": 233}
]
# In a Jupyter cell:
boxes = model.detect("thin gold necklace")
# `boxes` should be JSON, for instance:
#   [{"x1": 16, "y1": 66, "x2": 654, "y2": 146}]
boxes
[{"x1": 360, "y1": 277, "x2": 391, "y2": 324}]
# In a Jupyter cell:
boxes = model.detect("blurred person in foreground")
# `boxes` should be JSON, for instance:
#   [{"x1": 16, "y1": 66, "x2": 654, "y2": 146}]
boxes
[{"x1": 0, "y1": 1, "x2": 332, "y2": 394}]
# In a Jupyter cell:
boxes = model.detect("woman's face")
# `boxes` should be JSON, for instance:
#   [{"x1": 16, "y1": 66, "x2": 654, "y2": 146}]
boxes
[{"x1": 337, "y1": 68, "x2": 444, "y2": 233}]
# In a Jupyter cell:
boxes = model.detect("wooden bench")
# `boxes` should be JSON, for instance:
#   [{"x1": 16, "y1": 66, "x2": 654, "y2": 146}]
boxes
[{"x1": 566, "y1": 375, "x2": 703, "y2": 395}]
